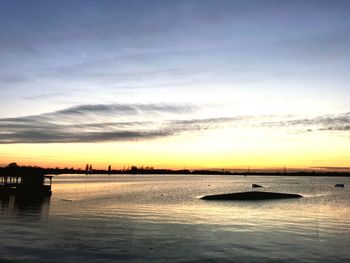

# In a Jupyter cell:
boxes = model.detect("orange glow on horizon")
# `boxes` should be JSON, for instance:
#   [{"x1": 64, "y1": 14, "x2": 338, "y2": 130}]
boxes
[{"x1": 0, "y1": 127, "x2": 349, "y2": 170}]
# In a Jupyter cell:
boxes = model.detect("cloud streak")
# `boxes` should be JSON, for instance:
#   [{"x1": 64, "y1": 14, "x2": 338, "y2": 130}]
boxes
[
  {"x1": 0, "y1": 102, "x2": 248, "y2": 143},
  {"x1": 260, "y1": 112, "x2": 350, "y2": 132},
  {"x1": 0, "y1": 103, "x2": 349, "y2": 144},
  {"x1": 0, "y1": 103, "x2": 197, "y2": 143}
]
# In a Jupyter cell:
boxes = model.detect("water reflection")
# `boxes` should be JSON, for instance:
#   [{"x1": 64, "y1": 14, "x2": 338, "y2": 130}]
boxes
[
  {"x1": 0, "y1": 194, "x2": 51, "y2": 219},
  {"x1": 1, "y1": 175, "x2": 350, "y2": 262}
]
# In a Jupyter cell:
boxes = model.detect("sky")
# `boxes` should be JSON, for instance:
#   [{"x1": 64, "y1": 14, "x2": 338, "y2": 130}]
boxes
[{"x1": 0, "y1": 0, "x2": 350, "y2": 169}]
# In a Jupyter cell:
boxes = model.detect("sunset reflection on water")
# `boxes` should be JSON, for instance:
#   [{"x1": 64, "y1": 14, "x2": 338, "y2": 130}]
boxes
[{"x1": 1, "y1": 174, "x2": 350, "y2": 262}]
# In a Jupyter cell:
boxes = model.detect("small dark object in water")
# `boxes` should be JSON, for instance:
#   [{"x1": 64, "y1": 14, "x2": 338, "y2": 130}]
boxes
[
  {"x1": 201, "y1": 191, "x2": 303, "y2": 201},
  {"x1": 252, "y1": 184, "x2": 263, "y2": 188},
  {"x1": 335, "y1": 184, "x2": 345, "y2": 188},
  {"x1": 61, "y1": 199, "x2": 73, "y2": 202}
]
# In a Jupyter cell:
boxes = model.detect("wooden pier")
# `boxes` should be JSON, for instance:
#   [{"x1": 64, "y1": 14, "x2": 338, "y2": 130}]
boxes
[{"x1": 0, "y1": 172, "x2": 52, "y2": 197}]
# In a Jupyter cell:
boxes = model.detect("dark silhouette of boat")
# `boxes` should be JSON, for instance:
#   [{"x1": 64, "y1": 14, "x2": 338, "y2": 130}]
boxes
[
  {"x1": 0, "y1": 164, "x2": 52, "y2": 197},
  {"x1": 201, "y1": 191, "x2": 303, "y2": 201}
]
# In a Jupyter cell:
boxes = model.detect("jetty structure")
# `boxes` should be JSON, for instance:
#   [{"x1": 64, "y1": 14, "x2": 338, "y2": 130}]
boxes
[{"x1": 0, "y1": 163, "x2": 53, "y2": 197}]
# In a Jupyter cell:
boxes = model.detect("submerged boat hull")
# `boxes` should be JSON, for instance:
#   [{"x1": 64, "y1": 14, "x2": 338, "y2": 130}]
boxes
[{"x1": 201, "y1": 191, "x2": 303, "y2": 201}]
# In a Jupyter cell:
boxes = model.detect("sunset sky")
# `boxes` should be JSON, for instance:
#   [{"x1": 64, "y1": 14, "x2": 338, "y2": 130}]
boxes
[{"x1": 0, "y1": 0, "x2": 349, "y2": 169}]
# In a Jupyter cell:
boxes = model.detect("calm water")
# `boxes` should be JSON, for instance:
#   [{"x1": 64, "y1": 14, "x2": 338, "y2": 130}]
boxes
[{"x1": 1, "y1": 174, "x2": 350, "y2": 262}]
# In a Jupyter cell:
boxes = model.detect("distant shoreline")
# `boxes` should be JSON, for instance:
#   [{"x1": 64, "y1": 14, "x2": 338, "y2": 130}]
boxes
[{"x1": 1, "y1": 163, "x2": 350, "y2": 177}]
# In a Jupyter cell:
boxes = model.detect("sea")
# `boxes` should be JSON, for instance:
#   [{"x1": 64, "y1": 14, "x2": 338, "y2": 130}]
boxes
[{"x1": 1, "y1": 174, "x2": 349, "y2": 262}]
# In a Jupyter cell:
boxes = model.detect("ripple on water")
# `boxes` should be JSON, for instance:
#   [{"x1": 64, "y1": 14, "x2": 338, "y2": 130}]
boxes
[{"x1": 1, "y1": 175, "x2": 350, "y2": 262}]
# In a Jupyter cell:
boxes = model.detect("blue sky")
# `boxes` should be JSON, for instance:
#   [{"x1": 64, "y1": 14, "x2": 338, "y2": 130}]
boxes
[{"x1": 1, "y1": 0, "x2": 350, "y2": 116}]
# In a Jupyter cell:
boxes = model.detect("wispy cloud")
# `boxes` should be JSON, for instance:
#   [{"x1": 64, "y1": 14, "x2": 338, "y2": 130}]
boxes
[
  {"x1": 0, "y1": 103, "x2": 198, "y2": 143},
  {"x1": 51, "y1": 103, "x2": 194, "y2": 116},
  {"x1": 0, "y1": 74, "x2": 29, "y2": 84},
  {"x1": 21, "y1": 92, "x2": 66, "y2": 101},
  {"x1": 0, "y1": 102, "x2": 250, "y2": 143},
  {"x1": 0, "y1": 129, "x2": 173, "y2": 144},
  {"x1": 3, "y1": 103, "x2": 195, "y2": 123},
  {"x1": 0, "y1": 103, "x2": 349, "y2": 144},
  {"x1": 260, "y1": 112, "x2": 350, "y2": 132}
]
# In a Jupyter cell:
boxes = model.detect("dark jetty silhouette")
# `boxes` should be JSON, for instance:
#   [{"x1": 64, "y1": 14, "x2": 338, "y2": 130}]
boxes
[
  {"x1": 0, "y1": 163, "x2": 52, "y2": 197},
  {"x1": 201, "y1": 191, "x2": 303, "y2": 201},
  {"x1": 335, "y1": 184, "x2": 345, "y2": 187}
]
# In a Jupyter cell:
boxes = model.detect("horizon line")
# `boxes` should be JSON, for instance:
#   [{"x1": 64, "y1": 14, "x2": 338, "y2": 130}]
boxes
[{"x1": 1, "y1": 162, "x2": 350, "y2": 172}]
